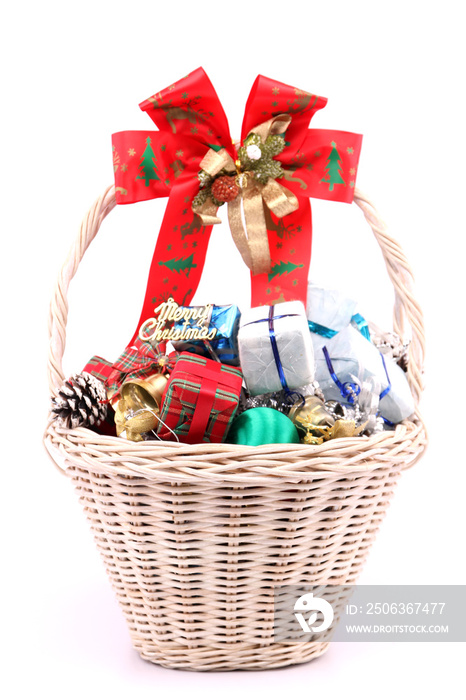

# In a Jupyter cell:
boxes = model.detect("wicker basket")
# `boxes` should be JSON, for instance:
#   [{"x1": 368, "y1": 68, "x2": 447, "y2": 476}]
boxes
[{"x1": 44, "y1": 185, "x2": 427, "y2": 671}]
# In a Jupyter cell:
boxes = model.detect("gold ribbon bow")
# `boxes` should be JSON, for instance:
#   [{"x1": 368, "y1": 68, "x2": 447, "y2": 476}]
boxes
[{"x1": 193, "y1": 115, "x2": 299, "y2": 276}]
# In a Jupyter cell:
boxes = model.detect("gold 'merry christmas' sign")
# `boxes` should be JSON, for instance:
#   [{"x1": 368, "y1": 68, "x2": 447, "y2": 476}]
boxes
[{"x1": 139, "y1": 298, "x2": 217, "y2": 344}]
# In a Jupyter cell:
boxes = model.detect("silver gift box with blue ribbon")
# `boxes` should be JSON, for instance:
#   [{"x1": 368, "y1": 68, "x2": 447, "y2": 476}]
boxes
[{"x1": 238, "y1": 301, "x2": 315, "y2": 396}]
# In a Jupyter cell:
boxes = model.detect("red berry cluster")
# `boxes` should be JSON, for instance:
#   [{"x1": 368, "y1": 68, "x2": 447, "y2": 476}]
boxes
[{"x1": 211, "y1": 175, "x2": 239, "y2": 203}]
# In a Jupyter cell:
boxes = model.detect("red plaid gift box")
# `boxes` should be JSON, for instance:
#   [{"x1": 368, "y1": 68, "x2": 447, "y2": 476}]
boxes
[{"x1": 157, "y1": 352, "x2": 243, "y2": 444}]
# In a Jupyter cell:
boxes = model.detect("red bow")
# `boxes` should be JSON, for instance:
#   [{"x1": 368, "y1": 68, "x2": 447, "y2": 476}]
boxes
[
  {"x1": 84, "y1": 338, "x2": 177, "y2": 404},
  {"x1": 112, "y1": 68, "x2": 362, "y2": 345}
]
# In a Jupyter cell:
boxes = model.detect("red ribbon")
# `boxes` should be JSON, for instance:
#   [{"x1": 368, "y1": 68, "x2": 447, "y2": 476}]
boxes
[
  {"x1": 185, "y1": 360, "x2": 221, "y2": 442},
  {"x1": 84, "y1": 338, "x2": 177, "y2": 403},
  {"x1": 112, "y1": 68, "x2": 363, "y2": 345}
]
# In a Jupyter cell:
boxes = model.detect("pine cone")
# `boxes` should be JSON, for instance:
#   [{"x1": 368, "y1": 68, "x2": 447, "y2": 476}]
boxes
[
  {"x1": 51, "y1": 372, "x2": 108, "y2": 429},
  {"x1": 371, "y1": 326, "x2": 410, "y2": 372},
  {"x1": 210, "y1": 175, "x2": 239, "y2": 203}
]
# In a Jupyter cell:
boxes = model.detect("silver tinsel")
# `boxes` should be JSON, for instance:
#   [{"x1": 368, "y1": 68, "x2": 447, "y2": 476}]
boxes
[
  {"x1": 357, "y1": 380, "x2": 381, "y2": 434},
  {"x1": 236, "y1": 378, "x2": 389, "y2": 437},
  {"x1": 306, "y1": 380, "x2": 325, "y2": 403},
  {"x1": 237, "y1": 380, "x2": 326, "y2": 416},
  {"x1": 324, "y1": 400, "x2": 347, "y2": 421},
  {"x1": 237, "y1": 388, "x2": 293, "y2": 415},
  {"x1": 324, "y1": 382, "x2": 386, "y2": 436}
]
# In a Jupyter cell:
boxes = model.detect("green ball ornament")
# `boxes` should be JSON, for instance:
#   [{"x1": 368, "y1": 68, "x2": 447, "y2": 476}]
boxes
[{"x1": 226, "y1": 407, "x2": 300, "y2": 446}]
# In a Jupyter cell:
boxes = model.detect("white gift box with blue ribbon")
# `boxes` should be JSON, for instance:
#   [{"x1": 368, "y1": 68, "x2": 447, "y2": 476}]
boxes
[
  {"x1": 238, "y1": 301, "x2": 315, "y2": 397},
  {"x1": 306, "y1": 283, "x2": 415, "y2": 424},
  {"x1": 314, "y1": 326, "x2": 414, "y2": 424},
  {"x1": 306, "y1": 283, "x2": 358, "y2": 348}
]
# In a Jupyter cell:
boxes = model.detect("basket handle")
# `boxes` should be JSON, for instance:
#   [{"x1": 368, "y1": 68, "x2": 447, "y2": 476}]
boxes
[{"x1": 47, "y1": 185, "x2": 425, "y2": 408}]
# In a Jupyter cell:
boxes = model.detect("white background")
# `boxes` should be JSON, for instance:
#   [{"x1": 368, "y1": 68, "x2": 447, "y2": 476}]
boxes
[{"x1": 2, "y1": 1, "x2": 465, "y2": 698}]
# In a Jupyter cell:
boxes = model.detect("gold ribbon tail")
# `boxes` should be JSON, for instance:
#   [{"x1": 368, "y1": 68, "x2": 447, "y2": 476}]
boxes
[
  {"x1": 192, "y1": 118, "x2": 299, "y2": 275},
  {"x1": 227, "y1": 178, "x2": 299, "y2": 276},
  {"x1": 193, "y1": 199, "x2": 222, "y2": 226},
  {"x1": 261, "y1": 178, "x2": 299, "y2": 219},
  {"x1": 228, "y1": 189, "x2": 271, "y2": 276}
]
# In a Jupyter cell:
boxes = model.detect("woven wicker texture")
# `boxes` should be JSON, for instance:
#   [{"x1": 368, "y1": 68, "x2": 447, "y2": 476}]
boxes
[{"x1": 44, "y1": 187, "x2": 427, "y2": 670}]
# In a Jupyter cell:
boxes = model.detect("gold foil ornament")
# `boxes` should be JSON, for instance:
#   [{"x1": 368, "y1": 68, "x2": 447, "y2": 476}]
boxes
[
  {"x1": 288, "y1": 395, "x2": 335, "y2": 435},
  {"x1": 324, "y1": 419, "x2": 367, "y2": 439},
  {"x1": 316, "y1": 419, "x2": 368, "y2": 440},
  {"x1": 114, "y1": 373, "x2": 169, "y2": 441},
  {"x1": 300, "y1": 417, "x2": 368, "y2": 445},
  {"x1": 289, "y1": 396, "x2": 369, "y2": 443}
]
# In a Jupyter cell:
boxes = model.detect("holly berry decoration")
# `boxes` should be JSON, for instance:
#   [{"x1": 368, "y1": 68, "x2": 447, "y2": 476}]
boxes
[
  {"x1": 193, "y1": 131, "x2": 286, "y2": 209},
  {"x1": 51, "y1": 372, "x2": 108, "y2": 429},
  {"x1": 236, "y1": 132, "x2": 285, "y2": 184},
  {"x1": 210, "y1": 175, "x2": 239, "y2": 203}
]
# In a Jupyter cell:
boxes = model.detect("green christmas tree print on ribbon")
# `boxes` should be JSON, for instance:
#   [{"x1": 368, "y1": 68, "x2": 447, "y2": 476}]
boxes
[
  {"x1": 137, "y1": 136, "x2": 160, "y2": 186},
  {"x1": 320, "y1": 141, "x2": 345, "y2": 192},
  {"x1": 268, "y1": 260, "x2": 303, "y2": 282},
  {"x1": 159, "y1": 254, "x2": 197, "y2": 276}
]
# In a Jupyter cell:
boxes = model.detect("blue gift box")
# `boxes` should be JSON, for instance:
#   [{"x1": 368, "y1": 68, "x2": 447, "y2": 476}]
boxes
[{"x1": 172, "y1": 304, "x2": 241, "y2": 366}]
